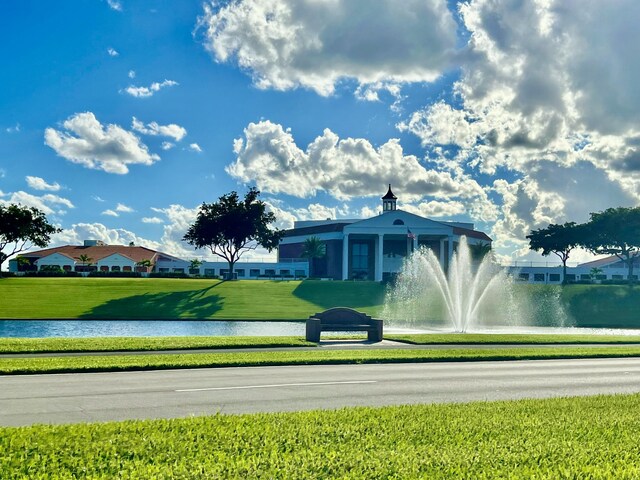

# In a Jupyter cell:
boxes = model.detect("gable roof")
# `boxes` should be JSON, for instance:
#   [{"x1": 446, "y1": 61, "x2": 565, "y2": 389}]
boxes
[
  {"x1": 283, "y1": 223, "x2": 351, "y2": 238},
  {"x1": 20, "y1": 245, "x2": 161, "y2": 264}
]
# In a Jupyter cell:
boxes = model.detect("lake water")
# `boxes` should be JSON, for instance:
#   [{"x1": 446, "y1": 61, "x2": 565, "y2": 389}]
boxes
[{"x1": 0, "y1": 320, "x2": 306, "y2": 338}]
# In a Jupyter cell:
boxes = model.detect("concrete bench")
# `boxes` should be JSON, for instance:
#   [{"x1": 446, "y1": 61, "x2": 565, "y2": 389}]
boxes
[{"x1": 306, "y1": 307, "x2": 383, "y2": 343}]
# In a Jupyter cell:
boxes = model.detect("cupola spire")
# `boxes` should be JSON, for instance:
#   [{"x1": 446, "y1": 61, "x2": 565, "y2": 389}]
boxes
[{"x1": 382, "y1": 184, "x2": 397, "y2": 212}]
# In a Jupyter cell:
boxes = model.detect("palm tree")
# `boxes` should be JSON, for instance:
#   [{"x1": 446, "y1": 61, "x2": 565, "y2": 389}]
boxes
[
  {"x1": 301, "y1": 236, "x2": 326, "y2": 278},
  {"x1": 189, "y1": 258, "x2": 203, "y2": 275},
  {"x1": 136, "y1": 259, "x2": 152, "y2": 273},
  {"x1": 78, "y1": 254, "x2": 93, "y2": 272},
  {"x1": 468, "y1": 243, "x2": 492, "y2": 262}
]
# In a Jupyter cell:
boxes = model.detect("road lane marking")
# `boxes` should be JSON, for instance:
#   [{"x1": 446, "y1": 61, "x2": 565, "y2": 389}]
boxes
[{"x1": 176, "y1": 380, "x2": 377, "y2": 392}]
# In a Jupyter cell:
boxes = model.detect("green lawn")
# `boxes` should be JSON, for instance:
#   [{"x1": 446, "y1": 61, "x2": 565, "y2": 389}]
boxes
[
  {"x1": 5, "y1": 345, "x2": 640, "y2": 375},
  {"x1": 0, "y1": 278, "x2": 386, "y2": 319},
  {"x1": 3, "y1": 394, "x2": 640, "y2": 478},
  {"x1": 387, "y1": 333, "x2": 640, "y2": 345}
]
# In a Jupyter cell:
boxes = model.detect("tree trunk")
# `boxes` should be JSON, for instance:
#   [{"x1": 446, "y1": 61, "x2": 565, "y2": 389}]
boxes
[
  {"x1": 562, "y1": 261, "x2": 568, "y2": 285},
  {"x1": 227, "y1": 260, "x2": 235, "y2": 281},
  {"x1": 628, "y1": 255, "x2": 634, "y2": 286}
]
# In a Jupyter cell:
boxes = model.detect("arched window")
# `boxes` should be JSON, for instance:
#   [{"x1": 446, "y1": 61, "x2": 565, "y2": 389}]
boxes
[{"x1": 393, "y1": 219, "x2": 405, "y2": 225}]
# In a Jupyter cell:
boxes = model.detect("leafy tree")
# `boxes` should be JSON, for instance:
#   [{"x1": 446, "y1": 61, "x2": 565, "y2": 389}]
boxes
[
  {"x1": 581, "y1": 207, "x2": 640, "y2": 285},
  {"x1": 468, "y1": 243, "x2": 492, "y2": 262},
  {"x1": 0, "y1": 204, "x2": 61, "y2": 276},
  {"x1": 183, "y1": 188, "x2": 283, "y2": 280},
  {"x1": 526, "y1": 222, "x2": 582, "y2": 284},
  {"x1": 590, "y1": 267, "x2": 604, "y2": 282},
  {"x1": 301, "y1": 236, "x2": 326, "y2": 278}
]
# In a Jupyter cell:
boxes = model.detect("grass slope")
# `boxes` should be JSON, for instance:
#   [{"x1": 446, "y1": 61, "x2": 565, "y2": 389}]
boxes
[
  {"x1": 4, "y1": 345, "x2": 640, "y2": 375},
  {"x1": 387, "y1": 333, "x2": 640, "y2": 344},
  {"x1": 0, "y1": 278, "x2": 385, "y2": 320},
  {"x1": 3, "y1": 394, "x2": 640, "y2": 478}
]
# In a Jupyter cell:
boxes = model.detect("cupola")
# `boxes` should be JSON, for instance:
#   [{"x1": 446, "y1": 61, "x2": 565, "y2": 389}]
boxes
[{"x1": 382, "y1": 184, "x2": 397, "y2": 212}]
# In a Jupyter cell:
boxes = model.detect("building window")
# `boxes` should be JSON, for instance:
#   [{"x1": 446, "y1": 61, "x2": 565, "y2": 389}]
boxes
[
  {"x1": 123, "y1": 266, "x2": 132, "y2": 272},
  {"x1": 280, "y1": 269, "x2": 290, "y2": 276},
  {"x1": 533, "y1": 273, "x2": 545, "y2": 282},
  {"x1": 100, "y1": 266, "x2": 109, "y2": 272},
  {"x1": 204, "y1": 268, "x2": 216, "y2": 276},
  {"x1": 565, "y1": 274, "x2": 576, "y2": 281},
  {"x1": 63, "y1": 265, "x2": 72, "y2": 271},
  {"x1": 173, "y1": 268, "x2": 185, "y2": 273},
  {"x1": 580, "y1": 274, "x2": 591, "y2": 280},
  {"x1": 352, "y1": 243, "x2": 369, "y2": 270},
  {"x1": 265, "y1": 269, "x2": 276, "y2": 276},
  {"x1": 159, "y1": 268, "x2": 169, "y2": 273},
  {"x1": 612, "y1": 275, "x2": 624, "y2": 280},
  {"x1": 295, "y1": 269, "x2": 306, "y2": 277},
  {"x1": 236, "y1": 269, "x2": 245, "y2": 277},
  {"x1": 111, "y1": 266, "x2": 121, "y2": 272},
  {"x1": 595, "y1": 274, "x2": 607, "y2": 280},
  {"x1": 518, "y1": 273, "x2": 529, "y2": 281},
  {"x1": 549, "y1": 274, "x2": 560, "y2": 282},
  {"x1": 250, "y1": 269, "x2": 260, "y2": 277}
]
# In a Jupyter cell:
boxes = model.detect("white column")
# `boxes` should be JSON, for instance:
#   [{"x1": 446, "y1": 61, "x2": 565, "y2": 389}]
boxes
[
  {"x1": 439, "y1": 238, "x2": 445, "y2": 269},
  {"x1": 412, "y1": 236, "x2": 418, "y2": 253},
  {"x1": 376, "y1": 234, "x2": 384, "y2": 282},
  {"x1": 342, "y1": 233, "x2": 349, "y2": 280}
]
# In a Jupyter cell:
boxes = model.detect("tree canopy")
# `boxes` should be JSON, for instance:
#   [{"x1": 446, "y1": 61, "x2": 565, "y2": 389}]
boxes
[
  {"x1": 0, "y1": 204, "x2": 61, "y2": 273},
  {"x1": 183, "y1": 188, "x2": 283, "y2": 279},
  {"x1": 526, "y1": 222, "x2": 582, "y2": 283},
  {"x1": 301, "y1": 236, "x2": 326, "y2": 278},
  {"x1": 580, "y1": 207, "x2": 640, "y2": 284}
]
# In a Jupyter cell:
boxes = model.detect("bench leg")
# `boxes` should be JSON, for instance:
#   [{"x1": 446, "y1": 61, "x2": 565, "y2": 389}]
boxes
[
  {"x1": 306, "y1": 318, "x2": 321, "y2": 342},
  {"x1": 368, "y1": 320, "x2": 383, "y2": 342}
]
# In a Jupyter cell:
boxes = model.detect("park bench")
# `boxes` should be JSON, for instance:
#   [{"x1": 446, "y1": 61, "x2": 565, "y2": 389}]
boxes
[{"x1": 305, "y1": 307, "x2": 383, "y2": 343}]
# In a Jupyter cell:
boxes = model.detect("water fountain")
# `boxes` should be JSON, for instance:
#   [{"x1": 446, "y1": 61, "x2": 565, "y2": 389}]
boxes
[{"x1": 383, "y1": 236, "x2": 569, "y2": 333}]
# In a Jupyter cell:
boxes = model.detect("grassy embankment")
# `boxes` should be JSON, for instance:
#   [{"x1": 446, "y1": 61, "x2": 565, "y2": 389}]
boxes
[
  {"x1": 0, "y1": 278, "x2": 385, "y2": 319},
  {"x1": 387, "y1": 333, "x2": 640, "y2": 345},
  {"x1": 6, "y1": 345, "x2": 640, "y2": 375},
  {"x1": 3, "y1": 394, "x2": 640, "y2": 478},
  {"x1": 1, "y1": 278, "x2": 640, "y2": 328}
]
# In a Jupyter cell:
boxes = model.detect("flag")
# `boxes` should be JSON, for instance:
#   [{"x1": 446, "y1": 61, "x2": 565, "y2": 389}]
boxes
[{"x1": 407, "y1": 229, "x2": 416, "y2": 239}]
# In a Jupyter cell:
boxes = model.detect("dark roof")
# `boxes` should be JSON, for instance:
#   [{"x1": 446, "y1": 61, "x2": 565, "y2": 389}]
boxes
[
  {"x1": 382, "y1": 184, "x2": 397, "y2": 200},
  {"x1": 283, "y1": 223, "x2": 350, "y2": 237},
  {"x1": 453, "y1": 226, "x2": 492, "y2": 242},
  {"x1": 20, "y1": 245, "x2": 161, "y2": 263}
]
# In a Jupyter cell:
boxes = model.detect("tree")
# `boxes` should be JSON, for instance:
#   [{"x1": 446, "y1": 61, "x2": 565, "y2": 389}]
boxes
[
  {"x1": 78, "y1": 254, "x2": 93, "y2": 271},
  {"x1": 590, "y1": 267, "x2": 604, "y2": 282},
  {"x1": 581, "y1": 207, "x2": 640, "y2": 285},
  {"x1": 189, "y1": 258, "x2": 203, "y2": 274},
  {"x1": 136, "y1": 259, "x2": 152, "y2": 272},
  {"x1": 183, "y1": 188, "x2": 283, "y2": 280},
  {"x1": 301, "y1": 236, "x2": 326, "y2": 278},
  {"x1": 468, "y1": 243, "x2": 492, "y2": 262},
  {"x1": 526, "y1": 222, "x2": 582, "y2": 284},
  {"x1": 0, "y1": 204, "x2": 61, "y2": 276}
]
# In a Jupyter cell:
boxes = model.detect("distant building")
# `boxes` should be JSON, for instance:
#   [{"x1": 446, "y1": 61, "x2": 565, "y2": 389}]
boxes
[{"x1": 278, "y1": 185, "x2": 492, "y2": 281}]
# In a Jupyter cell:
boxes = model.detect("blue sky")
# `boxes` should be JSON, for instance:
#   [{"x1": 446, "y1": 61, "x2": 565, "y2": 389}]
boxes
[{"x1": 2, "y1": 0, "x2": 639, "y2": 265}]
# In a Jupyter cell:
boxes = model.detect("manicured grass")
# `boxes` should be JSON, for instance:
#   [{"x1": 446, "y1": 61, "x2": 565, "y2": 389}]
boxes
[
  {"x1": 4, "y1": 346, "x2": 640, "y2": 375},
  {"x1": 387, "y1": 333, "x2": 640, "y2": 345},
  {"x1": 0, "y1": 336, "x2": 314, "y2": 354},
  {"x1": 3, "y1": 394, "x2": 640, "y2": 478},
  {"x1": 0, "y1": 278, "x2": 385, "y2": 319}
]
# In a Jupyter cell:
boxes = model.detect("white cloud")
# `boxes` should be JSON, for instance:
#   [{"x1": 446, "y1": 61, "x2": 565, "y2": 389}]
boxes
[
  {"x1": 128, "y1": 70, "x2": 136, "y2": 79},
  {"x1": 151, "y1": 204, "x2": 199, "y2": 258},
  {"x1": 107, "y1": 47, "x2": 119, "y2": 57},
  {"x1": 44, "y1": 112, "x2": 159, "y2": 174},
  {"x1": 161, "y1": 142, "x2": 175, "y2": 150},
  {"x1": 107, "y1": 0, "x2": 122, "y2": 12},
  {"x1": 401, "y1": 200, "x2": 466, "y2": 218},
  {"x1": 5, "y1": 123, "x2": 20, "y2": 133},
  {"x1": 227, "y1": 120, "x2": 488, "y2": 206},
  {"x1": 92, "y1": 195, "x2": 105, "y2": 202},
  {"x1": 0, "y1": 191, "x2": 74, "y2": 215},
  {"x1": 115, "y1": 203, "x2": 134, "y2": 213},
  {"x1": 102, "y1": 209, "x2": 119, "y2": 217},
  {"x1": 198, "y1": 0, "x2": 457, "y2": 96},
  {"x1": 52, "y1": 223, "x2": 161, "y2": 251},
  {"x1": 188, "y1": 143, "x2": 202, "y2": 153},
  {"x1": 142, "y1": 216, "x2": 164, "y2": 224},
  {"x1": 131, "y1": 117, "x2": 187, "y2": 141},
  {"x1": 25, "y1": 176, "x2": 61, "y2": 192},
  {"x1": 0, "y1": 169, "x2": 5, "y2": 178},
  {"x1": 123, "y1": 80, "x2": 178, "y2": 98}
]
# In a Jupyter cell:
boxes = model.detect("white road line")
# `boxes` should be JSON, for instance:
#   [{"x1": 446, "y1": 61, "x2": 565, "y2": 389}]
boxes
[{"x1": 176, "y1": 380, "x2": 377, "y2": 393}]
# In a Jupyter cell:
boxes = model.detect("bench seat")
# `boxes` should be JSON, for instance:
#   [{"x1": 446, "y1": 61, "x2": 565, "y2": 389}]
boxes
[{"x1": 306, "y1": 308, "x2": 383, "y2": 342}]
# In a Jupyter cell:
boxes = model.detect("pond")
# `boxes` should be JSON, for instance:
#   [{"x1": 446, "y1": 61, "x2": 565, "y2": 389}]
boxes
[{"x1": 0, "y1": 320, "x2": 306, "y2": 338}]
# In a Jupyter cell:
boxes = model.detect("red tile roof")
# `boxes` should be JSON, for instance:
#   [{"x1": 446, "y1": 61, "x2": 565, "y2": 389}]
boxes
[{"x1": 23, "y1": 245, "x2": 161, "y2": 264}]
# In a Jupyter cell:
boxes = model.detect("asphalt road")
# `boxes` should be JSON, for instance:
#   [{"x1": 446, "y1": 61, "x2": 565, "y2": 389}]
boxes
[{"x1": 3, "y1": 357, "x2": 640, "y2": 426}]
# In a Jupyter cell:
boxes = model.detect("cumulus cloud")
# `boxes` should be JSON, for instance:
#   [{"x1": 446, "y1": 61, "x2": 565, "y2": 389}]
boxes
[
  {"x1": 51, "y1": 223, "x2": 161, "y2": 251},
  {"x1": 227, "y1": 120, "x2": 485, "y2": 203},
  {"x1": 115, "y1": 203, "x2": 134, "y2": 213},
  {"x1": 0, "y1": 191, "x2": 74, "y2": 215},
  {"x1": 106, "y1": 0, "x2": 122, "y2": 12},
  {"x1": 107, "y1": 47, "x2": 119, "y2": 57},
  {"x1": 131, "y1": 117, "x2": 187, "y2": 141},
  {"x1": 142, "y1": 216, "x2": 164, "y2": 224},
  {"x1": 25, "y1": 176, "x2": 61, "y2": 192},
  {"x1": 188, "y1": 143, "x2": 202, "y2": 153},
  {"x1": 44, "y1": 112, "x2": 159, "y2": 174},
  {"x1": 5, "y1": 123, "x2": 20, "y2": 133},
  {"x1": 128, "y1": 70, "x2": 136, "y2": 79},
  {"x1": 198, "y1": 0, "x2": 457, "y2": 96},
  {"x1": 161, "y1": 142, "x2": 175, "y2": 150},
  {"x1": 101, "y1": 209, "x2": 119, "y2": 217},
  {"x1": 123, "y1": 79, "x2": 178, "y2": 98}
]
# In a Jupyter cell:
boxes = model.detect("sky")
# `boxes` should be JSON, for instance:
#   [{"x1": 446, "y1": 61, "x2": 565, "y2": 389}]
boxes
[{"x1": 1, "y1": 0, "x2": 639, "y2": 266}]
